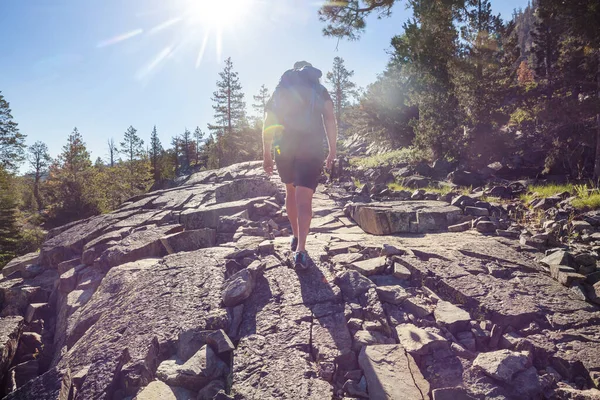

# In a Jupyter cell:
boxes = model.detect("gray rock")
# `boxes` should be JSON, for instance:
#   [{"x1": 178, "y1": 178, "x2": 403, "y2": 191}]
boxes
[
  {"x1": 432, "y1": 387, "x2": 476, "y2": 400},
  {"x1": 347, "y1": 201, "x2": 462, "y2": 235},
  {"x1": 512, "y1": 366, "x2": 542, "y2": 399},
  {"x1": 352, "y1": 330, "x2": 394, "y2": 352},
  {"x1": 335, "y1": 270, "x2": 375, "y2": 299},
  {"x1": 0, "y1": 316, "x2": 24, "y2": 385},
  {"x1": 348, "y1": 257, "x2": 388, "y2": 276},
  {"x1": 133, "y1": 380, "x2": 195, "y2": 400},
  {"x1": 395, "y1": 324, "x2": 449, "y2": 355},
  {"x1": 381, "y1": 244, "x2": 404, "y2": 257},
  {"x1": 434, "y1": 301, "x2": 471, "y2": 334},
  {"x1": 331, "y1": 252, "x2": 363, "y2": 265},
  {"x1": 457, "y1": 331, "x2": 477, "y2": 352},
  {"x1": 358, "y1": 345, "x2": 430, "y2": 400},
  {"x1": 160, "y1": 229, "x2": 216, "y2": 254},
  {"x1": 540, "y1": 250, "x2": 575, "y2": 268},
  {"x1": 472, "y1": 349, "x2": 529, "y2": 383},
  {"x1": 3, "y1": 366, "x2": 71, "y2": 400},
  {"x1": 1, "y1": 252, "x2": 39, "y2": 278},
  {"x1": 156, "y1": 345, "x2": 228, "y2": 391},
  {"x1": 496, "y1": 229, "x2": 520, "y2": 239},
  {"x1": 222, "y1": 268, "x2": 255, "y2": 307},
  {"x1": 392, "y1": 262, "x2": 411, "y2": 280},
  {"x1": 476, "y1": 221, "x2": 496, "y2": 233},
  {"x1": 465, "y1": 206, "x2": 490, "y2": 217},
  {"x1": 375, "y1": 285, "x2": 409, "y2": 305},
  {"x1": 197, "y1": 379, "x2": 226, "y2": 399},
  {"x1": 403, "y1": 296, "x2": 435, "y2": 317},
  {"x1": 206, "y1": 330, "x2": 235, "y2": 354},
  {"x1": 448, "y1": 221, "x2": 472, "y2": 232}
]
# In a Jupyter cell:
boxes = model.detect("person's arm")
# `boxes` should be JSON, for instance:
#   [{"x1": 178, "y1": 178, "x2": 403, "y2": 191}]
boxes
[
  {"x1": 322, "y1": 99, "x2": 338, "y2": 169},
  {"x1": 262, "y1": 110, "x2": 282, "y2": 175}
]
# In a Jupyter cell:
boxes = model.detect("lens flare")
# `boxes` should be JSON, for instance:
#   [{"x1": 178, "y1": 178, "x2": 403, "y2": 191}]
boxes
[{"x1": 96, "y1": 29, "x2": 143, "y2": 48}]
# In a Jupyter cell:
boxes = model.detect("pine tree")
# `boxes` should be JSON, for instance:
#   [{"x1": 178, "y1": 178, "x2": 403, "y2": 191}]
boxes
[
  {"x1": 44, "y1": 127, "x2": 96, "y2": 224},
  {"x1": 252, "y1": 84, "x2": 270, "y2": 119},
  {"x1": 171, "y1": 136, "x2": 181, "y2": 176},
  {"x1": 149, "y1": 126, "x2": 163, "y2": 182},
  {"x1": 326, "y1": 57, "x2": 357, "y2": 134},
  {"x1": 0, "y1": 166, "x2": 20, "y2": 268},
  {"x1": 181, "y1": 128, "x2": 193, "y2": 171},
  {"x1": 27, "y1": 141, "x2": 51, "y2": 211},
  {"x1": 0, "y1": 91, "x2": 27, "y2": 172},
  {"x1": 194, "y1": 127, "x2": 205, "y2": 166},
  {"x1": 208, "y1": 57, "x2": 247, "y2": 167},
  {"x1": 120, "y1": 126, "x2": 144, "y2": 163}
]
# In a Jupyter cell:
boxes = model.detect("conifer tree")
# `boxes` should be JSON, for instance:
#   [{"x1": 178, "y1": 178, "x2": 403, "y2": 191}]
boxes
[
  {"x1": 0, "y1": 91, "x2": 26, "y2": 172},
  {"x1": 326, "y1": 57, "x2": 357, "y2": 134},
  {"x1": 194, "y1": 127, "x2": 204, "y2": 166},
  {"x1": 107, "y1": 138, "x2": 118, "y2": 167},
  {"x1": 27, "y1": 141, "x2": 51, "y2": 211},
  {"x1": 252, "y1": 84, "x2": 270, "y2": 119},
  {"x1": 0, "y1": 166, "x2": 20, "y2": 268},
  {"x1": 208, "y1": 57, "x2": 247, "y2": 167},
  {"x1": 149, "y1": 126, "x2": 163, "y2": 182}
]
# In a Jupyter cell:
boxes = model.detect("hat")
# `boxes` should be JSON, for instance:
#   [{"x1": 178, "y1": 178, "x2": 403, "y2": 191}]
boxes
[{"x1": 293, "y1": 61, "x2": 313, "y2": 69}]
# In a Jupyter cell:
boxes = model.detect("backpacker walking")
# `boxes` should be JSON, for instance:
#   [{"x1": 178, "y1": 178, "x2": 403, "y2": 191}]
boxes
[{"x1": 262, "y1": 61, "x2": 338, "y2": 270}]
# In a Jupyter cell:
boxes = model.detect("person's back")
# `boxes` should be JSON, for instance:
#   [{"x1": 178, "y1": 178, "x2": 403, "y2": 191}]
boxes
[{"x1": 262, "y1": 61, "x2": 338, "y2": 270}]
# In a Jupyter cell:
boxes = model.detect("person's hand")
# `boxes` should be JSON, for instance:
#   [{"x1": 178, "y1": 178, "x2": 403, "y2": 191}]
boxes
[
  {"x1": 326, "y1": 152, "x2": 336, "y2": 171},
  {"x1": 263, "y1": 154, "x2": 274, "y2": 176}
]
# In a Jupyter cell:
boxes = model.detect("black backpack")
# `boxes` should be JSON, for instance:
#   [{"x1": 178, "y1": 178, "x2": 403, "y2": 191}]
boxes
[{"x1": 271, "y1": 66, "x2": 327, "y2": 136}]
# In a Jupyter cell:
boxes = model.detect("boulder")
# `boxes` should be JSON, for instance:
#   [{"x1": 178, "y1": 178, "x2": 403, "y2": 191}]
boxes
[
  {"x1": 465, "y1": 206, "x2": 489, "y2": 217},
  {"x1": 160, "y1": 229, "x2": 216, "y2": 254},
  {"x1": 156, "y1": 345, "x2": 228, "y2": 391},
  {"x1": 348, "y1": 257, "x2": 388, "y2": 276},
  {"x1": 448, "y1": 221, "x2": 472, "y2": 232},
  {"x1": 0, "y1": 316, "x2": 24, "y2": 385},
  {"x1": 1, "y1": 253, "x2": 39, "y2": 278},
  {"x1": 402, "y1": 176, "x2": 432, "y2": 189},
  {"x1": 540, "y1": 251, "x2": 575, "y2": 268},
  {"x1": 472, "y1": 349, "x2": 530, "y2": 383},
  {"x1": 3, "y1": 367, "x2": 71, "y2": 400},
  {"x1": 358, "y1": 345, "x2": 430, "y2": 400},
  {"x1": 214, "y1": 178, "x2": 278, "y2": 203},
  {"x1": 375, "y1": 285, "x2": 409, "y2": 305},
  {"x1": 448, "y1": 170, "x2": 484, "y2": 187},
  {"x1": 395, "y1": 324, "x2": 448, "y2": 355},
  {"x1": 334, "y1": 270, "x2": 374, "y2": 300},
  {"x1": 392, "y1": 262, "x2": 411, "y2": 280},
  {"x1": 434, "y1": 301, "x2": 471, "y2": 334},
  {"x1": 347, "y1": 201, "x2": 462, "y2": 235},
  {"x1": 222, "y1": 268, "x2": 255, "y2": 307},
  {"x1": 133, "y1": 380, "x2": 195, "y2": 400}
]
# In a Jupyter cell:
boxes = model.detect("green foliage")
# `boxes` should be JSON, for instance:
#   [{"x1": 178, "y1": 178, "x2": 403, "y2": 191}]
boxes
[
  {"x1": 326, "y1": 57, "x2": 357, "y2": 133},
  {"x1": 350, "y1": 148, "x2": 426, "y2": 168},
  {"x1": 0, "y1": 166, "x2": 21, "y2": 268},
  {"x1": 0, "y1": 91, "x2": 27, "y2": 172},
  {"x1": 572, "y1": 194, "x2": 600, "y2": 210}
]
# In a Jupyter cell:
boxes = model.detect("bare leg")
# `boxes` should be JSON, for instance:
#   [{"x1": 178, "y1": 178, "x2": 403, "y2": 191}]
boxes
[
  {"x1": 285, "y1": 184, "x2": 299, "y2": 238},
  {"x1": 295, "y1": 186, "x2": 314, "y2": 252}
]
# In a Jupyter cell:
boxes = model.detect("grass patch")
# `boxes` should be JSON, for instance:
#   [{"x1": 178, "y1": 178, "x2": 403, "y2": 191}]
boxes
[
  {"x1": 520, "y1": 183, "x2": 573, "y2": 203},
  {"x1": 388, "y1": 182, "x2": 453, "y2": 195},
  {"x1": 572, "y1": 193, "x2": 600, "y2": 210},
  {"x1": 350, "y1": 148, "x2": 423, "y2": 169}
]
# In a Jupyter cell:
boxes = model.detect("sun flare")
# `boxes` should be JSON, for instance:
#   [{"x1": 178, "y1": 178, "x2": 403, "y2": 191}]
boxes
[{"x1": 186, "y1": 0, "x2": 254, "y2": 30}]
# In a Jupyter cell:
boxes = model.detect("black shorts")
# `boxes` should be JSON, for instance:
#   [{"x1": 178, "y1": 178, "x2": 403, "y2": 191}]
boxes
[{"x1": 275, "y1": 154, "x2": 324, "y2": 192}]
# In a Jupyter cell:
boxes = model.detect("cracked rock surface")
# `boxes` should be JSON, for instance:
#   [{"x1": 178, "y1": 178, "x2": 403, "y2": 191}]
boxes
[{"x1": 0, "y1": 161, "x2": 599, "y2": 399}]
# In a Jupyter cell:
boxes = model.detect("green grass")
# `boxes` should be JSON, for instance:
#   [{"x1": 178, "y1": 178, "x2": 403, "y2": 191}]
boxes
[
  {"x1": 388, "y1": 182, "x2": 453, "y2": 195},
  {"x1": 572, "y1": 194, "x2": 600, "y2": 210},
  {"x1": 350, "y1": 148, "x2": 422, "y2": 169},
  {"x1": 520, "y1": 183, "x2": 574, "y2": 204}
]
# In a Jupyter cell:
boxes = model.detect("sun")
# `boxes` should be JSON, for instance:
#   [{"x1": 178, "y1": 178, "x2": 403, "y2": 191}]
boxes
[{"x1": 185, "y1": 0, "x2": 254, "y2": 30}]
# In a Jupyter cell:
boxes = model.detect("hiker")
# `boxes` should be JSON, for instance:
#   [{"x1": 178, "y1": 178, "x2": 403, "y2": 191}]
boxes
[{"x1": 262, "y1": 61, "x2": 337, "y2": 270}]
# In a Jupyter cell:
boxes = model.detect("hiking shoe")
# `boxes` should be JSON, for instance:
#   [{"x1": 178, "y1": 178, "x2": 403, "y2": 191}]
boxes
[
  {"x1": 294, "y1": 251, "x2": 309, "y2": 271},
  {"x1": 291, "y1": 236, "x2": 298, "y2": 252}
]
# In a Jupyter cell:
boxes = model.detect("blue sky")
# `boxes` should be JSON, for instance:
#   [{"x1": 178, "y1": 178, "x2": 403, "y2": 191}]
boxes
[{"x1": 1, "y1": 0, "x2": 528, "y2": 169}]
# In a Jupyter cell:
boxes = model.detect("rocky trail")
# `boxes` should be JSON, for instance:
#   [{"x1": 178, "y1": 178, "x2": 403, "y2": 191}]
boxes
[{"x1": 1, "y1": 161, "x2": 599, "y2": 399}]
